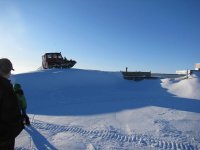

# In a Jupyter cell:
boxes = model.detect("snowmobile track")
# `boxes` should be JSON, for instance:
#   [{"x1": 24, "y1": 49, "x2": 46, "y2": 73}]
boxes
[{"x1": 31, "y1": 120, "x2": 199, "y2": 150}]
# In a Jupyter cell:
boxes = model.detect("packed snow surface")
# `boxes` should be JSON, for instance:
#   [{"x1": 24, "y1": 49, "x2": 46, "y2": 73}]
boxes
[{"x1": 12, "y1": 69, "x2": 200, "y2": 150}]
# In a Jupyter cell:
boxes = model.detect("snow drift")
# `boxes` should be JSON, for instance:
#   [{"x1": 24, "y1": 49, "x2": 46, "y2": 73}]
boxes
[{"x1": 161, "y1": 72, "x2": 200, "y2": 100}]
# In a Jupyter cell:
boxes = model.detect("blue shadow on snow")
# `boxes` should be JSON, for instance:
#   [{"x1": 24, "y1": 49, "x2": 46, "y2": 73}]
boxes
[
  {"x1": 25, "y1": 126, "x2": 57, "y2": 150},
  {"x1": 24, "y1": 79, "x2": 200, "y2": 116}
]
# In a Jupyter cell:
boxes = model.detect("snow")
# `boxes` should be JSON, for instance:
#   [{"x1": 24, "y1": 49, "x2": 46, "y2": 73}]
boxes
[
  {"x1": 11, "y1": 68, "x2": 200, "y2": 150},
  {"x1": 161, "y1": 72, "x2": 200, "y2": 100}
]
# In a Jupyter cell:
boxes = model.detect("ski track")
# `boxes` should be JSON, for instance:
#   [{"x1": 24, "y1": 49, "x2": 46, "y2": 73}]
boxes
[{"x1": 15, "y1": 120, "x2": 199, "y2": 150}]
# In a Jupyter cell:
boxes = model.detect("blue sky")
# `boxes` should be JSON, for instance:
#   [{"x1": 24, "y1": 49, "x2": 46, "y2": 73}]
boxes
[{"x1": 0, "y1": 0, "x2": 200, "y2": 73}]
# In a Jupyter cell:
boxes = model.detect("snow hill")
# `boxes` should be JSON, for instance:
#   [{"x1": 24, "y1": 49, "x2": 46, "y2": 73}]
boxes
[{"x1": 12, "y1": 69, "x2": 200, "y2": 150}]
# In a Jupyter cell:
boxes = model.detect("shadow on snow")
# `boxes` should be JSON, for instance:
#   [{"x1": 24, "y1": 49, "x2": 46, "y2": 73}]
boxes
[
  {"x1": 26, "y1": 79, "x2": 200, "y2": 116},
  {"x1": 25, "y1": 126, "x2": 57, "y2": 150}
]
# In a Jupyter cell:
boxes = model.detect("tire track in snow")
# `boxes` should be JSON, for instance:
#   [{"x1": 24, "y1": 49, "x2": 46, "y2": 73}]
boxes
[{"x1": 31, "y1": 120, "x2": 199, "y2": 150}]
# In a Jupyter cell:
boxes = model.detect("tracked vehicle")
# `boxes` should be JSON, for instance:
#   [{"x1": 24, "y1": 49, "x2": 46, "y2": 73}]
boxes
[{"x1": 42, "y1": 52, "x2": 76, "y2": 69}]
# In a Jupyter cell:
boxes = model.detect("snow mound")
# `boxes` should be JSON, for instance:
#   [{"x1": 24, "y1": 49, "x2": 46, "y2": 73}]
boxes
[
  {"x1": 161, "y1": 71, "x2": 200, "y2": 100},
  {"x1": 13, "y1": 69, "x2": 200, "y2": 149},
  {"x1": 13, "y1": 69, "x2": 137, "y2": 115}
]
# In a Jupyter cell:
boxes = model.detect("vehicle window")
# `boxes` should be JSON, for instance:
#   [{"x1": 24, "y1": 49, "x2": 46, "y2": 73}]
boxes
[
  {"x1": 53, "y1": 54, "x2": 57, "y2": 58},
  {"x1": 47, "y1": 54, "x2": 52, "y2": 58}
]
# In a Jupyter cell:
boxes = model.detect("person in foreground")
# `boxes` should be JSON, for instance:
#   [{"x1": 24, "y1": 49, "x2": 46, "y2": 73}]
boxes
[{"x1": 0, "y1": 58, "x2": 24, "y2": 150}]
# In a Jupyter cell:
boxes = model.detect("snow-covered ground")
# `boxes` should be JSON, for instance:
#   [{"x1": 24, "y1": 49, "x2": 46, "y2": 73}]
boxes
[{"x1": 12, "y1": 69, "x2": 200, "y2": 150}]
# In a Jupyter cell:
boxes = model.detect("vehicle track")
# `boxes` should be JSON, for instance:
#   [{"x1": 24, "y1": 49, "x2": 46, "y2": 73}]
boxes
[{"x1": 30, "y1": 120, "x2": 199, "y2": 150}]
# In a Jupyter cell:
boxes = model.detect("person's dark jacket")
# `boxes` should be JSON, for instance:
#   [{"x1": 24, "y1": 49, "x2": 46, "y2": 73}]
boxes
[{"x1": 0, "y1": 76, "x2": 24, "y2": 140}]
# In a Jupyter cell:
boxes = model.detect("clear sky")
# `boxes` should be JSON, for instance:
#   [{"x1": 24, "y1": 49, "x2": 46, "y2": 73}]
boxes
[{"x1": 0, "y1": 0, "x2": 200, "y2": 74}]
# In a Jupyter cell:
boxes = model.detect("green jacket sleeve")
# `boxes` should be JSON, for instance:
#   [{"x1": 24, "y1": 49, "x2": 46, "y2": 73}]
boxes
[{"x1": 16, "y1": 94, "x2": 27, "y2": 109}]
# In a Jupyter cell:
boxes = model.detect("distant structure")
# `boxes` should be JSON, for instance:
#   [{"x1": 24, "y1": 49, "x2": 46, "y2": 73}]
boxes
[
  {"x1": 176, "y1": 63, "x2": 200, "y2": 78},
  {"x1": 176, "y1": 70, "x2": 189, "y2": 75},
  {"x1": 122, "y1": 63, "x2": 200, "y2": 80},
  {"x1": 121, "y1": 67, "x2": 151, "y2": 80},
  {"x1": 195, "y1": 63, "x2": 200, "y2": 70}
]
